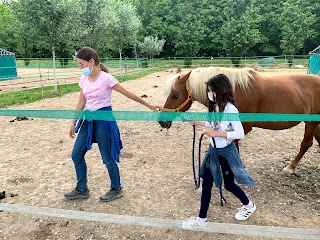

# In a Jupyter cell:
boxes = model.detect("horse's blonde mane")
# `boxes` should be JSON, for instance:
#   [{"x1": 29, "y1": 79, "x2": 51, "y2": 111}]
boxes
[
  {"x1": 165, "y1": 67, "x2": 256, "y2": 105},
  {"x1": 164, "y1": 73, "x2": 181, "y2": 97}
]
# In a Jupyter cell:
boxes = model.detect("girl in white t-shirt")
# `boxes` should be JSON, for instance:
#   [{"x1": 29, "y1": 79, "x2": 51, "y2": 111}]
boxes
[
  {"x1": 183, "y1": 74, "x2": 256, "y2": 228},
  {"x1": 64, "y1": 47, "x2": 160, "y2": 202}
]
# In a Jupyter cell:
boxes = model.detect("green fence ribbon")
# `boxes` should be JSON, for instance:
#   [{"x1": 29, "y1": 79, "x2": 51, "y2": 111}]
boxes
[{"x1": 1, "y1": 109, "x2": 320, "y2": 122}]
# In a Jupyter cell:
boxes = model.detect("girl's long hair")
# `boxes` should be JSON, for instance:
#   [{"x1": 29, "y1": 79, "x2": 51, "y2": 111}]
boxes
[
  {"x1": 75, "y1": 47, "x2": 110, "y2": 73},
  {"x1": 206, "y1": 74, "x2": 236, "y2": 112}
]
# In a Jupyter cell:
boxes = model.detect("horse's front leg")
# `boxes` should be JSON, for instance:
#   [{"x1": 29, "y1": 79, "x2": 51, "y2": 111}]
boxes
[{"x1": 283, "y1": 122, "x2": 319, "y2": 174}]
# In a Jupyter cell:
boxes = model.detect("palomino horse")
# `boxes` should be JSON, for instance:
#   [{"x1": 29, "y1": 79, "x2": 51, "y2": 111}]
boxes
[{"x1": 159, "y1": 67, "x2": 320, "y2": 174}]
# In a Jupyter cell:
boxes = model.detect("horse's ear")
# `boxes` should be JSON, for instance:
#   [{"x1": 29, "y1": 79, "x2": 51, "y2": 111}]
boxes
[
  {"x1": 176, "y1": 68, "x2": 181, "y2": 73},
  {"x1": 178, "y1": 71, "x2": 191, "y2": 84}
]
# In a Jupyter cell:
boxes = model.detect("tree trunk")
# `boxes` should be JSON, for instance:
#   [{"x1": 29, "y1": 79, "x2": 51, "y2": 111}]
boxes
[
  {"x1": 231, "y1": 57, "x2": 241, "y2": 67},
  {"x1": 119, "y1": 46, "x2": 123, "y2": 78},
  {"x1": 184, "y1": 57, "x2": 192, "y2": 68},
  {"x1": 134, "y1": 43, "x2": 138, "y2": 68},
  {"x1": 287, "y1": 55, "x2": 293, "y2": 68},
  {"x1": 52, "y1": 45, "x2": 57, "y2": 91}
]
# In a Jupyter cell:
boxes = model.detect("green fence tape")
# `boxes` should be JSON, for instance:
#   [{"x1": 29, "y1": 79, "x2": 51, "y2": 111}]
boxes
[{"x1": 1, "y1": 109, "x2": 320, "y2": 122}]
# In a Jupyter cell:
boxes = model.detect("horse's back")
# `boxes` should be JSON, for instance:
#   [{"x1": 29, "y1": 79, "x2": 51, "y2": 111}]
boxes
[{"x1": 243, "y1": 73, "x2": 320, "y2": 114}]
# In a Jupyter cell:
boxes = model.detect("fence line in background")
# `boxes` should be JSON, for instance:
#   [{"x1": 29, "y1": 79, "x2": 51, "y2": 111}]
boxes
[
  {"x1": 11, "y1": 54, "x2": 311, "y2": 69},
  {"x1": 0, "y1": 55, "x2": 311, "y2": 94}
]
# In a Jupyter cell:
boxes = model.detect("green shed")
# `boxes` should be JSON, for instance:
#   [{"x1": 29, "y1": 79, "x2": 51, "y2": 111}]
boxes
[
  {"x1": 308, "y1": 45, "x2": 320, "y2": 75},
  {"x1": 0, "y1": 48, "x2": 17, "y2": 80}
]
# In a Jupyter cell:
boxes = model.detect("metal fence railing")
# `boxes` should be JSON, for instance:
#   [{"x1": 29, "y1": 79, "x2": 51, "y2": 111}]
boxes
[
  {"x1": 13, "y1": 55, "x2": 310, "y2": 69},
  {"x1": 0, "y1": 55, "x2": 311, "y2": 94}
]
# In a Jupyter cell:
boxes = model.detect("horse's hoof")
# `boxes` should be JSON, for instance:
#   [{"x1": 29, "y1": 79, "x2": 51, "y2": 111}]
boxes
[{"x1": 282, "y1": 166, "x2": 295, "y2": 175}]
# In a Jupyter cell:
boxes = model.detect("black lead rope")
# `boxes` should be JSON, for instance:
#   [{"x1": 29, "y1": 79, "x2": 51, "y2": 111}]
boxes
[
  {"x1": 219, "y1": 187, "x2": 227, "y2": 206},
  {"x1": 192, "y1": 125, "x2": 227, "y2": 206},
  {"x1": 212, "y1": 137, "x2": 227, "y2": 207},
  {"x1": 192, "y1": 125, "x2": 201, "y2": 189}
]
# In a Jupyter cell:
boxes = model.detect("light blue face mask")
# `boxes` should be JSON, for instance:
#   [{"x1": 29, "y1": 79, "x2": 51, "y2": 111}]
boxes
[{"x1": 82, "y1": 67, "x2": 92, "y2": 76}]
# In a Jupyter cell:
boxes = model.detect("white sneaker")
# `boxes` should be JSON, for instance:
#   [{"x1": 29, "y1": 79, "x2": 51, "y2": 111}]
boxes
[
  {"x1": 235, "y1": 203, "x2": 257, "y2": 221},
  {"x1": 182, "y1": 217, "x2": 208, "y2": 228}
]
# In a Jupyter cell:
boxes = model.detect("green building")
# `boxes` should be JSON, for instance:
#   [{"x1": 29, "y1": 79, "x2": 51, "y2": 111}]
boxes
[
  {"x1": 308, "y1": 45, "x2": 320, "y2": 76},
  {"x1": 0, "y1": 48, "x2": 17, "y2": 80}
]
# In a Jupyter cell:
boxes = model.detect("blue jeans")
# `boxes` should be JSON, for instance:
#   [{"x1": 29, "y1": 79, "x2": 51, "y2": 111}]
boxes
[
  {"x1": 199, "y1": 155, "x2": 249, "y2": 218},
  {"x1": 71, "y1": 120, "x2": 121, "y2": 191}
]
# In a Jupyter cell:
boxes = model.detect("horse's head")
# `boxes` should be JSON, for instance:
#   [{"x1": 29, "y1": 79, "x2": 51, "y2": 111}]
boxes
[{"x1": 159, "y1": 68, "x2": 192, "y2": 129}]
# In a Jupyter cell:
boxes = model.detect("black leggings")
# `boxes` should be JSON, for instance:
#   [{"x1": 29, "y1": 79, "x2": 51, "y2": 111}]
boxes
[{"x1": 199, "y1": 156, "x2": 249, "y2": 218}]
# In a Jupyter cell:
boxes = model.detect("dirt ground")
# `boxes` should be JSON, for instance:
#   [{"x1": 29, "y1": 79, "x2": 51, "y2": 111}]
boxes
[{"x1": 0, "y1": 68, "x2": 319, "y2": 240}]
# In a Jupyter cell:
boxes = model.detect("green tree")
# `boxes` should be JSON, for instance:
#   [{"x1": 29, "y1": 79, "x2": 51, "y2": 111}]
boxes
[
  {"x1": 280, "y1": 0, "x2": 316, "y2": 66},
  {"x1": 3, "y1": 0, "x2": 320, "y2": 61},
  {"x1": 74, "y1": 0, "x2": 111, "y2": 54},
  {"x1": 135, "y1": 0, "x2": 175, "y2": 57},
  {"x1": 307, "y1": 0, "x2": 320, "y2": 52},
  {"x1": 138, "y1": 35, "x2": 165, "y2": 66},
  {"x1": 14, "y1": 22, "x2": 38, "y2": 64},
  {"x1": 1, "y1": 2, "x2": 39, "y2": 62},
  {"x1": 173, "y1": 0, "x2": 207, "y2": 59},
  {"x1": 12, "y1": 0, "x2": 77, "y2": 88},
  {"x1": 220, "y1": 0, "x2": 263, "y2": 66},
  {"x1": 302, "y1": 0, "x2": 320, "y2": 54},
  {"x1": 197, "y1": 1, "x2": 226, "y2": 57},
  {"x1": 0, "y1": 3, "x2": 18, "y2": 52},
  {"x1": 254, "y1": 0, "x2": 283, "y2": 55},
  {"x1": 106, "y1": 0, "x2": 141, "y2": 72}
]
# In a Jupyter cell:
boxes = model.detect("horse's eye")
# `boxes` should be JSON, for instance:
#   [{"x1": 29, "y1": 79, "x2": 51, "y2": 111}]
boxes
[{"x1": 172, "y1": 94, "x2": 179, "y2": 100}]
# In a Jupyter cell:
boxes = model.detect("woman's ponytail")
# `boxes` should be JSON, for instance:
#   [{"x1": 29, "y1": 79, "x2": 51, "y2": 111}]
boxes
[{"x1": 99, "y1": 62, "x2": 110, "y2": 73}]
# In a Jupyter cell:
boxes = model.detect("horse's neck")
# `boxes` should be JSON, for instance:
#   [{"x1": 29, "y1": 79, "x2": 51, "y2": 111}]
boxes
[
  {"x1": 189, "y1": 79, "x2": 208, "y2": 107},
  {"x1": 189, "y1": 67, "x2": 255, "y2": 107},
  {"x1": 192, "y1": 94, "x2": 208, "y2": 107}
]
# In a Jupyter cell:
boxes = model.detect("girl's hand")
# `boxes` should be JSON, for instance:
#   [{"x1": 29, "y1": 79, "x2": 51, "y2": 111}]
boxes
[
  {"x1": 190, "y1": 121, "x2": 205, "y2": 127},
  {"x1": 203, "y1": 129, "x2": 227, "y2": 138},
  {"x1": 203, "y1": 128, "x2": 218, "y2": 137},
  {"x1": 69, "y1": 125, "x2": 76, "y2": 139},
  {"x1": 149, "y1": 104, "x2": 161, "y2": 111}
]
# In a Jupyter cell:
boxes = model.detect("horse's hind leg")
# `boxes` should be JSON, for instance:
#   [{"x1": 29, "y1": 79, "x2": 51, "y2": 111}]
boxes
[
  {"x1": 283, "y1": 122, "x2": 319, "y2": 174},
  {"x1": 314, "y1": 125, "x2": 320, "y2": 146}
]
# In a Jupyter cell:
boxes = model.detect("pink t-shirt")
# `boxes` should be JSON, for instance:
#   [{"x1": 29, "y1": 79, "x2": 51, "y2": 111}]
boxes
[{"x1": 79, "y1": 71, "x2": 118, "y2": 110}]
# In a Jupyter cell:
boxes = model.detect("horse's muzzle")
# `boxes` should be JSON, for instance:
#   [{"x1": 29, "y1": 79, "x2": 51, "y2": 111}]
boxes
[{"x1": 158, "y1": 121, "x2": 172, "y2": 129}]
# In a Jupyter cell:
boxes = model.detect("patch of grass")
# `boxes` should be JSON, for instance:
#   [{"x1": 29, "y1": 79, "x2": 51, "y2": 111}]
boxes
[
  {"x1": 0, "y1": 84, "x2": 79, "y2": 108},
  {"x1": 0, "y1": 67, "x2": 168, "y2": 109},
  {"x1": 116, "y1": 67, "x2": 167, "y2": 82}
]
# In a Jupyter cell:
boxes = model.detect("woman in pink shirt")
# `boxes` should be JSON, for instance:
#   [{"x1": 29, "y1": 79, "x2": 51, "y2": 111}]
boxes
[{"x1": 64, "y1": 47, "x2": 160, "y2": 202}]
